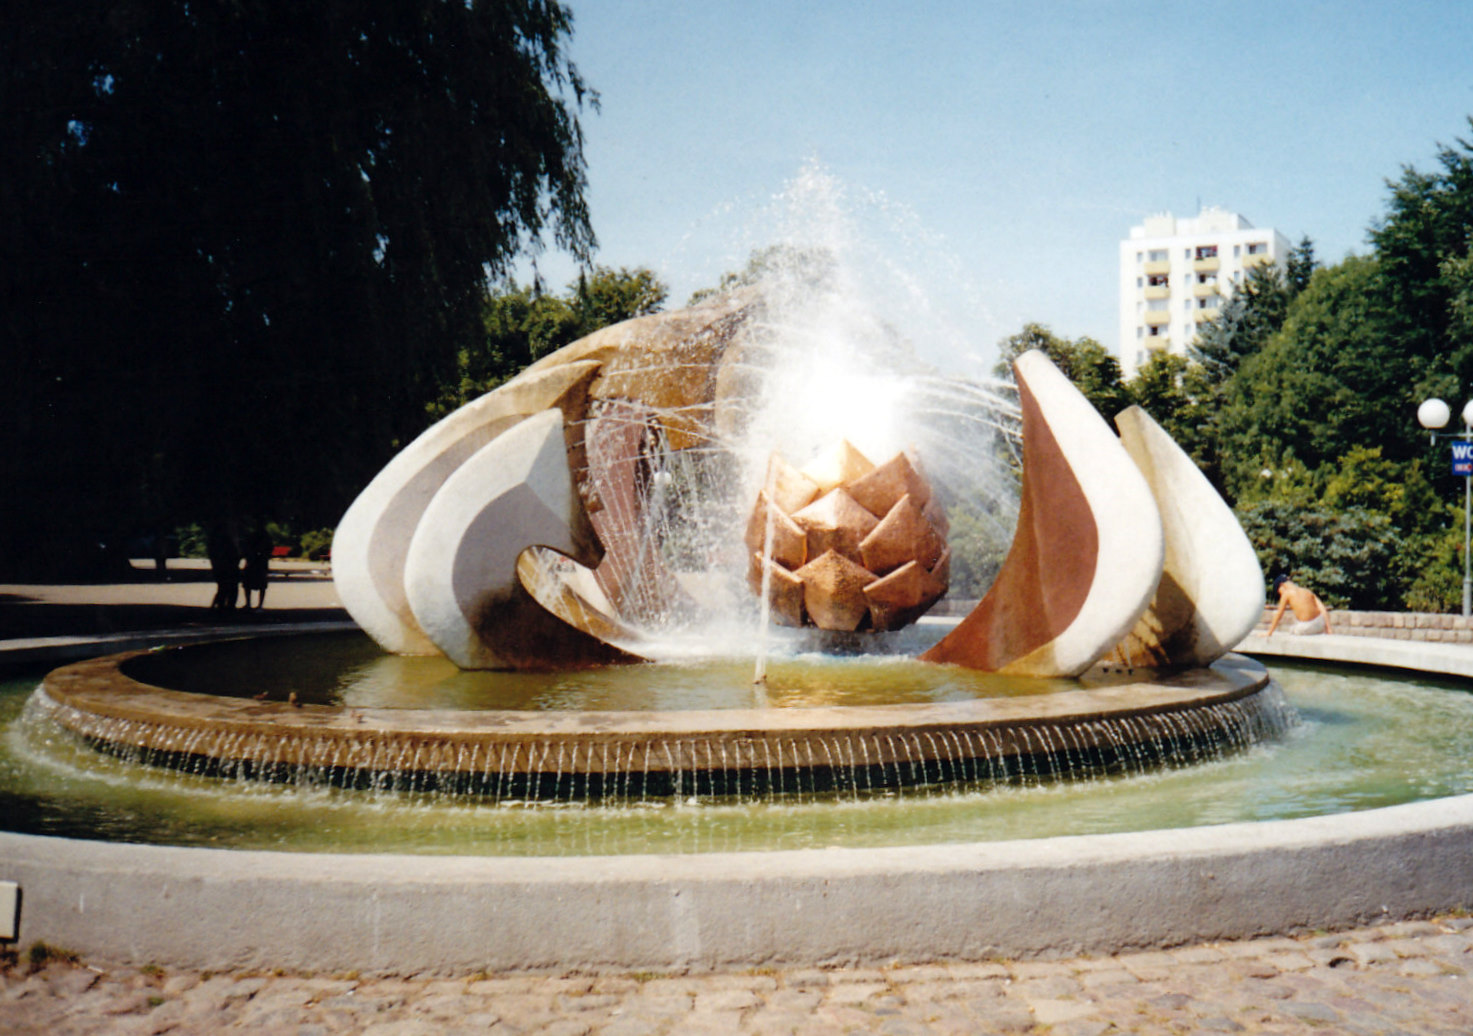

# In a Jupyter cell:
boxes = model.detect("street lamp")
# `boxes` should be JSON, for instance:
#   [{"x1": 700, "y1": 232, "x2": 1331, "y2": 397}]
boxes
[{"x1": 1417, "y1": 396, "x2": 1473, "y2": 616}]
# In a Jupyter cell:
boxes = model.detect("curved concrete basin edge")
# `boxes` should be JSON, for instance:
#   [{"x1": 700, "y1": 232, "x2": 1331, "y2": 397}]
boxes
[{"x1": 2, "y1": 634, "x2": 1472, "y2": 972}]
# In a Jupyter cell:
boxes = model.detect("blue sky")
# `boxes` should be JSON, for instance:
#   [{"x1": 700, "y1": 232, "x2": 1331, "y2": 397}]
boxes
[{"x1": 520, "y1": 1, "x2": 1473, "y2": 375}]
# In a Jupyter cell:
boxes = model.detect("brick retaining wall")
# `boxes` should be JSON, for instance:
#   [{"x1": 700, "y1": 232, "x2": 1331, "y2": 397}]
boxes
[{"x1": 1258, "y1": 608, "x2": 1473, "y2": 643}]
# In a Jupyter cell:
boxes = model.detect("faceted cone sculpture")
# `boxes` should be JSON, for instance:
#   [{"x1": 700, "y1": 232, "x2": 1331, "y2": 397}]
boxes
[{"x1": 744, "y1": 446, "x2": 949, "y2": 631}]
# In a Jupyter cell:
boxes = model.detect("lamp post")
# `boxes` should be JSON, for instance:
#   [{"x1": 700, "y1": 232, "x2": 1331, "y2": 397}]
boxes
[{"x1": 1417, "y1": 396, "x2": 1473, "y2": 617}]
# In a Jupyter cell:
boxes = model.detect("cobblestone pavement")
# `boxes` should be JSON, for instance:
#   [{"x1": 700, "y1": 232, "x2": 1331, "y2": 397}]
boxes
[{"x1": 4, "y1": 915, "x2": 1472, "y2": 1035}]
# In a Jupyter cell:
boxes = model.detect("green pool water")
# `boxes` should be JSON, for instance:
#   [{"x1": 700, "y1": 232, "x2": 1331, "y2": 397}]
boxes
[{"x1": 3, "y1": 650, "x2": 1471, "y2": 857}]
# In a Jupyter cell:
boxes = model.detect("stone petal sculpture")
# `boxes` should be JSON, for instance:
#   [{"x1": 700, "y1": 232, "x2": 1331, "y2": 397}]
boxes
[
  {"x1": 333, "y1": 361, "x2": 601, "y2": 655},
  {"x1": 337, "y1": 293, "x2": 757, "y2": 667},
  {"x1": 402, "y1": 409, "x2": 644, "y2": 670},
  {"x1": 1106, "y1": 406, "x2": 1266, "y2": 667},
  {"x1": 921, "y1": 350, "x2": 1164, "y2": 677}
]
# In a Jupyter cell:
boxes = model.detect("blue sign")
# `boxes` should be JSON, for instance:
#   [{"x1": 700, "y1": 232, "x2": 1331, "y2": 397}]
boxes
[{"x1": 1453, "y1": 441, "x2": 1473, "y2": 476}]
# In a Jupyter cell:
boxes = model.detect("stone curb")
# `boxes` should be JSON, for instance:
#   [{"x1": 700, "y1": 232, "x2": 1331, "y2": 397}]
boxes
[{"x1": 2, "y1": 630, "x2": 1471, "y2": 974}]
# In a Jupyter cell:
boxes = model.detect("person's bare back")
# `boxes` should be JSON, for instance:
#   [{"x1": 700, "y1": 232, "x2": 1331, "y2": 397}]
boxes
[{"x1": 1264, "y1": 576, "x2": 1331, "y2": 636}]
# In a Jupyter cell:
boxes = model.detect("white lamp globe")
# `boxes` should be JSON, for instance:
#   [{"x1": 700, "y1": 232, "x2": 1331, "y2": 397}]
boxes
[
  {"x1": 1419, "y1": 398, "x2": 1451, "y2": 430},
  {"x1": 1461, "y1": 400, "x2": 1473, "y2": 428}
]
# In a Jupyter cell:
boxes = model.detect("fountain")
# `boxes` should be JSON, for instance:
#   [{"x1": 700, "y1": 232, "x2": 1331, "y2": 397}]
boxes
[
  {"x1": 30, "y1": 272, "x2": 1280, "y2": 801},
  {"x1": 12, "y1": 174, "x2": 1473, "y2": 975}
]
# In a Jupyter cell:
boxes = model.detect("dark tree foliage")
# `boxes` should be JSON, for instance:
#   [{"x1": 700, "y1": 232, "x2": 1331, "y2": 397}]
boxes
[
  {"x1": 1236, "y1": 500, "x2": 1403, "y2": 611},
  {"x1": 0, "y1": 0, "x2": 594, "y2": 576},
  {"x1": 1216, "y1": 257, "x2": 1404, "y2": 496},
  {"x1": 1370, "y1": 122, "x2": 1473, "y2": 376}
]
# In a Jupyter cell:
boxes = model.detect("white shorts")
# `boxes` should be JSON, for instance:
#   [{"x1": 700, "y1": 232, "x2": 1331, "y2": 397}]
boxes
[{"x1": 1291, "y1": 614, "x2": 1326, "y2": 636}]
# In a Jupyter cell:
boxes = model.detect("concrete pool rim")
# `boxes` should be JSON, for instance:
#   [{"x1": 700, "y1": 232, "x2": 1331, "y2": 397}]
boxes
[{"x1": 1, "y1": 628, "x2": 1470, "y2": 972}]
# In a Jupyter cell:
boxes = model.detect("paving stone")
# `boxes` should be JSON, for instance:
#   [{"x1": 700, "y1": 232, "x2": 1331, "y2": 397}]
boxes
[
  {"x1": 1080, "y1": 968, "x2": 1138, "y2": 989},
  {"x1": 667, "y1": 1009, "x2": 747, "y2": 1035},
  {"x1": 1015, "y1": 974, "x2": 1083, "y2": 999},
  {"x1": 1350, "y1": 942, "x2": 1401, "y2": 964},
  {"x1": 1169, "y1": 945, "x2": 1226, "y2": 964},
  {"x1": 762, "y1": 988, "x2": 823, "y2": 1011},
  {"x1": 944, "y1": 961, "x2": 1010, "y2": 979},
  {"x1": 823, "y1": 981, "x2": 888, "y2": 1004},
  {"x1": 1029, "y1": 997, "x2": 1099, "y2": 1024},
  {"x1": 1050, "y1": 1021, "x2": 1111, "y2": 1036},
  {"x1": 692, "y1": 989, "x2": 761, "y2": 1012},
  {"x1": 1278, "y1": 1000, "x2": 1343, "y2": 1025},
  {"x1": 1380, "y1": 921, "x2": 1443, "y2": 938},
  {"x1": 1397, "y1": 958, "x2": 1447, "y2": 976},
  {"x1": 1261, "y1": 951, "x2": 1315, "y2": 971}
]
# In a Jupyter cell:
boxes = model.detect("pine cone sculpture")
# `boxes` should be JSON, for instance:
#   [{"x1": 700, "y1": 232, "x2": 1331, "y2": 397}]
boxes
[{"x1": 745, "y1": 442, "x2": 949, "y2": 632}]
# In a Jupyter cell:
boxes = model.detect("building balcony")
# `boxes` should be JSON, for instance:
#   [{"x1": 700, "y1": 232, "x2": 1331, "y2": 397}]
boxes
[
  {"x1": 1145, "y1": 336, "x2": 1170, "y2": 351},
  {"x1": 1143, "y1": 259, "x2": 1171, "y2": 276},
  {"x1": 1192, "y1": 283, "x2": 1220, "y2": 298},
  {"x1": 1243, "y1": 253, "x2": 1273, "y2": 269},
  {"x1": 1144, "y1": 311, "x2": 1171, "y2": 327},
  {"x1": 1192, "y1": 257, "x2": 1221, "y2": 273},
  {"x1": 1144, "y1": 285, "x2": 1170, "y2": 300}
]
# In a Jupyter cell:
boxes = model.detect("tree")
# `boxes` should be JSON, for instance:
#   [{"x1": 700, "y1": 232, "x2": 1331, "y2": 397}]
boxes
[
  {"x1": 1237, "y1": 500, "x2": 1402, "y2": 610},
  {"x1": 1193, "y1": 265, "x2": 1284, "y2": 383},
  {"x1": 994, "y1": 323, "x2": 1132, "y2": 420},
  {"x1": 1126, "y1": 352, "x2": 1219, "y2": 480},
  {"x1": 0, "y1": 1, "x2": 596, "y2": 576},
  {"x1": 1370, "y1": 122, "x2": 1473, "y2": 373},
  {"x1": 573, "y1": 265, "x2": 668, "y2": 332},
  {"x1": 1215, "y1": 256, "x2": 1404, "y2": 500}
]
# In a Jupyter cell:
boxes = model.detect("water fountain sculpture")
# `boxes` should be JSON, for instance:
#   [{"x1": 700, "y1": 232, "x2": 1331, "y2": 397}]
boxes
[{"x1": 32, "y1": 287, "x2": 1279, "y2": 803}]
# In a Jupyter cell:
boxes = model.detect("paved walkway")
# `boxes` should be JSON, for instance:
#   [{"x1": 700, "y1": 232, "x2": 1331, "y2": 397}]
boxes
[
  {"x1": 4, "y1": 576, "x2": 1473, "y2": 1032},
  {"x1": 4, "y1": 914, "x2": 1472, "y2": 1034}
]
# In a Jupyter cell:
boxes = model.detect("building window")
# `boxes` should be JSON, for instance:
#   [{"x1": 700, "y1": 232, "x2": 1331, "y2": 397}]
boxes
[
  {"x1": 1136, "y1": 277, "x2": 1143, "y2": 288},
  {"x1": 1247, "y1": 241, "x2": 1266, "y2": 255},
  {"x1": 1195, "y1": 245, "x2": 1218, "y2": 260},
  {"x1": 1147, "y1": 273, "x2": 1168, "y2": 287},
  {"x1": 1147, "y1": 249, "x2": 1168, "y2": 263},
  {"x1": 1233, "y1": 244, "x2": 1241, "y2": 258},
  {"x1": 1148, "y1": 299, "x2": 1169, "y2": 312}
]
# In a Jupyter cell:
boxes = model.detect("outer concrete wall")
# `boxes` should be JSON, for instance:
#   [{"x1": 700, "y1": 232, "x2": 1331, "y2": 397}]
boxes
[{"x1": 2, "y1": 795, "x2": 1472, "y2": 975}]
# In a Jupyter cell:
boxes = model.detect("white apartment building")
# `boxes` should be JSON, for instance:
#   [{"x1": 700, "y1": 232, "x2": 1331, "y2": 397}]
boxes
[{"x1": 1118, "y1": 206, "x2": 1290, "y2": 378}]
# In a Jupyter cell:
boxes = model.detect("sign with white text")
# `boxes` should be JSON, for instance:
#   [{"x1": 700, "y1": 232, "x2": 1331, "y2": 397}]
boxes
[{"x1": 1453, "y1": 440, "x2": 1473, "y2": 476}]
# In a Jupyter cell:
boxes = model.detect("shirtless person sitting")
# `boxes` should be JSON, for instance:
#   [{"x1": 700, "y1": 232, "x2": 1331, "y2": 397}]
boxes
[{"x1": 1263, "y1": 575, "x2": 1332, "y2": 636}]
